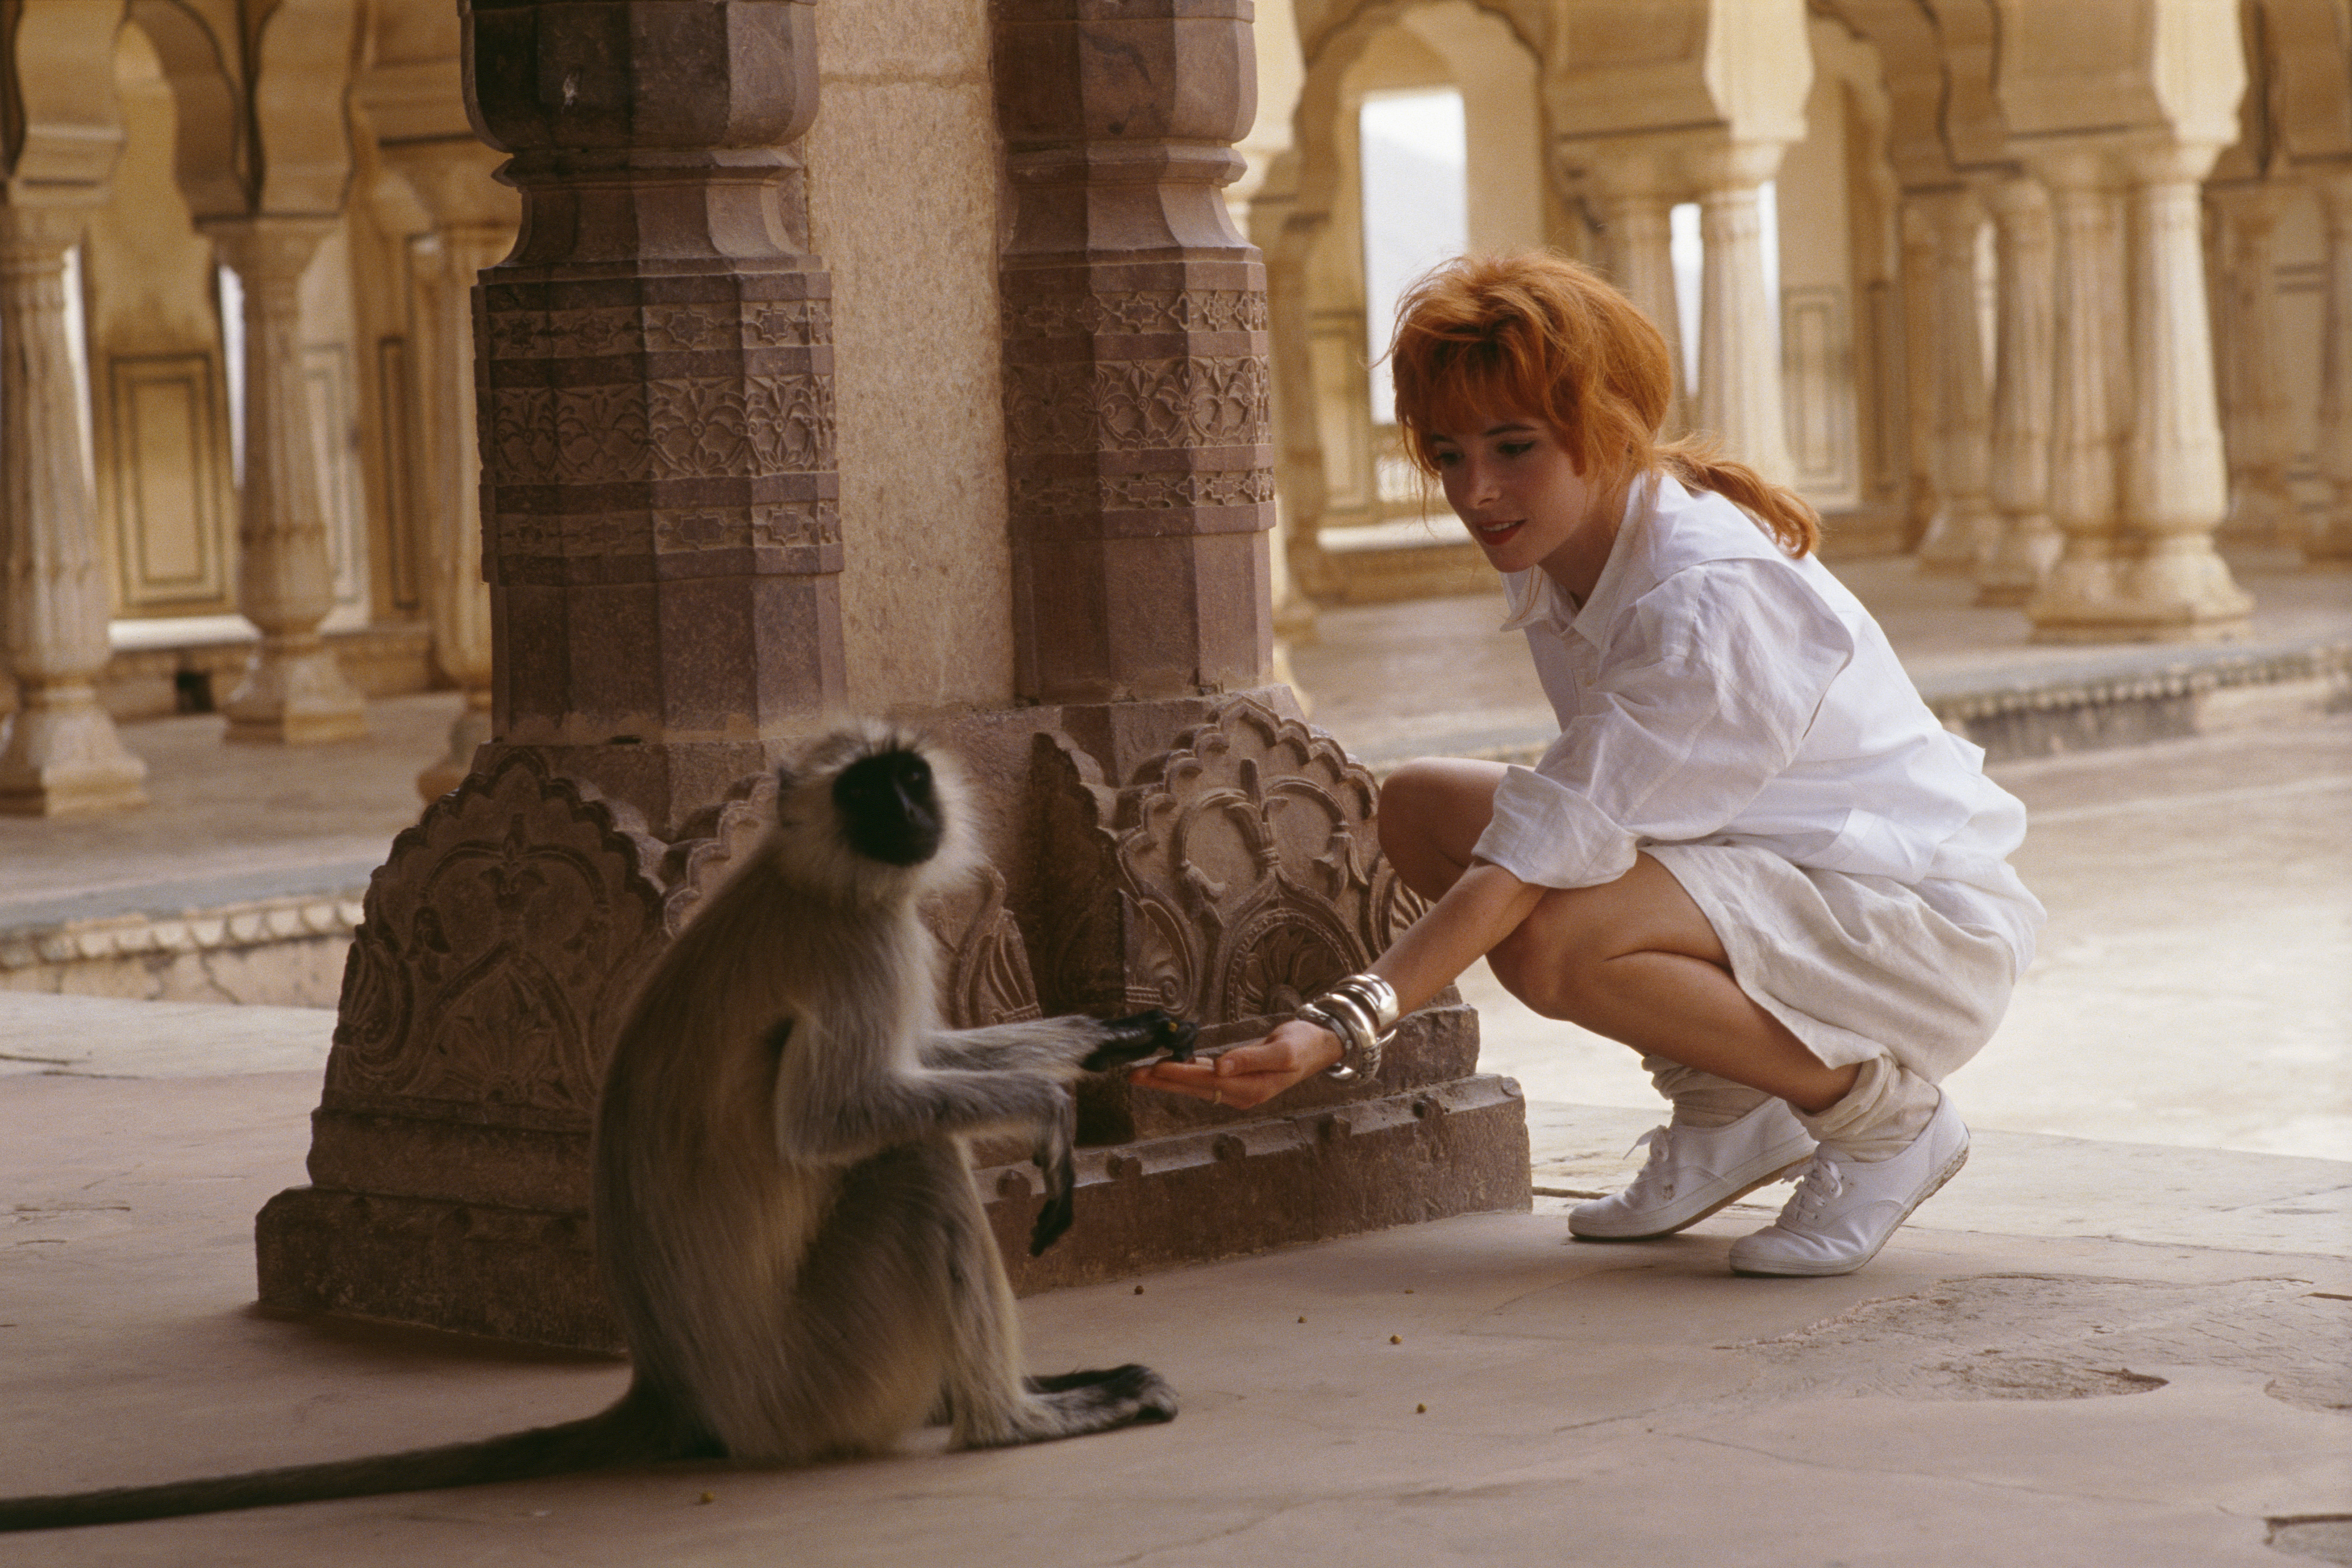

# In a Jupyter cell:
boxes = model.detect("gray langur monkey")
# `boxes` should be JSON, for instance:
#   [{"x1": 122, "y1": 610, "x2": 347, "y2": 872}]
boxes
[{"x1": 0, "y1": 724, "x2": 1194, "y2": 1533}]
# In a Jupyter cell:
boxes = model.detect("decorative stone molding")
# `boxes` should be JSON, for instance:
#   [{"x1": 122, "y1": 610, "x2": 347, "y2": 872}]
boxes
[{"x1": 0, "y1": 893, "x2": 363, "y2": 975}]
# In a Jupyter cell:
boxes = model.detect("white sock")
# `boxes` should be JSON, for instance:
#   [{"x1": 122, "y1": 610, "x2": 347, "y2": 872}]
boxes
[
  {"x1": 1643, "y1": 1055, "x2": 1773, "y2": 1131},
  {"x1": 1794, "y1": 1056, "x2": 1940, "y2": 1163}
]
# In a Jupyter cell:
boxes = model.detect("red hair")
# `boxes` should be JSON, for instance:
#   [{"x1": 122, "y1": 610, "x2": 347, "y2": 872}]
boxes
[{"x1": 1388, "y1": 251, "x2": 1819, "y2": 556}]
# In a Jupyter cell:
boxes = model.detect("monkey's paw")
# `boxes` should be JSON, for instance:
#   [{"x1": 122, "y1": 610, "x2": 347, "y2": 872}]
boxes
[{"x1": 1080, "y1": 1009, "x2": 1198, "y2": 1072}]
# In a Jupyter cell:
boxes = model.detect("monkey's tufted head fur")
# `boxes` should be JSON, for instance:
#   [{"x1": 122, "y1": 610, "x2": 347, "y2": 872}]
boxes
[{"x1": 765, "y1": 724, "x2": 978, "y2": 904}]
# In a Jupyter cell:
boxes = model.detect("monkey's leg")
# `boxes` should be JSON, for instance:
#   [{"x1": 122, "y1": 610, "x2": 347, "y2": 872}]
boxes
[{"x1": 919, "y1": 1158, "x2": 1179, "y2": 1449}]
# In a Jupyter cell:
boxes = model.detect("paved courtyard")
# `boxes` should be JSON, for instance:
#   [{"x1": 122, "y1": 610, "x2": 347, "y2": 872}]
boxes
[{"x1": 0, "y1": 552, "x2": 2346, "y2": 1564}]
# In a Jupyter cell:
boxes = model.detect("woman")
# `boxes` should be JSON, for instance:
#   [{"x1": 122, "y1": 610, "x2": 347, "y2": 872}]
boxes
[{"x1": 1131, "y1": 252, "x2": 2042, "y2": 1277}]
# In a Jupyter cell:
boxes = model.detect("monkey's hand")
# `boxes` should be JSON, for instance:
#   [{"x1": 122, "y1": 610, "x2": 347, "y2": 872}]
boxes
[
  {"x1": 1029, "y1": 1092, "x2": 1079, "y2": 1256},
  {"x1": 1079, "y1": 1009, "x2": 1198, "y2": 1073}
]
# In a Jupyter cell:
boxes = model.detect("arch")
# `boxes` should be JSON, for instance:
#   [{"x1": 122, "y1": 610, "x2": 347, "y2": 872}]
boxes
[
  {"x1": 250, "y1": 0, "x2": 358, "y2": 214},
  {"x1": 125, "y1": 0, "x2": 244, "y2": 218},
  {"x1": 1269, "y1": 0, "x2": 1546, "y2": 602},
  {"x1": 5, "y1": 0, "x2": 129, "y2": 189}
]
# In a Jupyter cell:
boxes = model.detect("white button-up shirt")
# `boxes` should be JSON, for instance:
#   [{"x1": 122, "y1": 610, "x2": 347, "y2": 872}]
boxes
[{"x1": 1470, "y1": 472, "x2": 2044, "y2": 972}]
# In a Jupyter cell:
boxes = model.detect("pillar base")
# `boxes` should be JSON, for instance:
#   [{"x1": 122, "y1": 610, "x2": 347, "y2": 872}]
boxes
[
  {"x1": 223, "y1": 635, "x2": 370, "y2": 744},
  {"x1": 255, "y1": 1010, "x2": 1531, "y2": 1352},
  {"x1": 0, "y1": 693, "x2": 149, "y2": 817},
  {"x1": 416, "y1": 691, "x2": 493, "y2": 803}
]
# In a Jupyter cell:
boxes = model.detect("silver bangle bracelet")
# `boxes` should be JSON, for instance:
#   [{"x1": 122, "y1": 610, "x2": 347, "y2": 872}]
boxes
[
  {"x1": 1294, "y1": 999, "x2": 1373, "y2": 1082},
  {"x1": 1324, "y1": 973, "x2": 1399, "y2": 1038}
]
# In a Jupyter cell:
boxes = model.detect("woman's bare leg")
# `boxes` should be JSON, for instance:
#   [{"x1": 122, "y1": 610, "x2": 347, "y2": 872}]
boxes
[{"x1": 1377, "y1": 759, "x2": 1859, "y2": 1114}]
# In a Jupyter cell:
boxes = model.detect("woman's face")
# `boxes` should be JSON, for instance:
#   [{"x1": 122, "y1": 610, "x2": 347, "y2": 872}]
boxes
[{"x1": 1424, "y1": 416, "x2": 1612, "y2": 597}]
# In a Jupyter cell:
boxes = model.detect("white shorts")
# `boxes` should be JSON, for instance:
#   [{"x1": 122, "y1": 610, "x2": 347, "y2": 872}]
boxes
[{"x1": 1646, "y1": 842, "x2": 2020, "y2": 1083}]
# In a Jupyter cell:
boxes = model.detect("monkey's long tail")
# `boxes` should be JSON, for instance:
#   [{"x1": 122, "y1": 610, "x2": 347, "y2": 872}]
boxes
[{"x1": 0, "y1": 1387, "x2": 714, "y2": 1533}]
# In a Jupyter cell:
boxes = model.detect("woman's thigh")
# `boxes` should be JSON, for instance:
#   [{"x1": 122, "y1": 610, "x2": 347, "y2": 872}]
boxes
[{"x1": 1487, "y1": 853, "x2": 1731, "y2": 1014}]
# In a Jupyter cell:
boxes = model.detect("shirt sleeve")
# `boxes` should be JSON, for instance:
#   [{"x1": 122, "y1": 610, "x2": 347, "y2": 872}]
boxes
[{"x1": 1471, "y1": 558, "x2": 1856, "y2": 889}]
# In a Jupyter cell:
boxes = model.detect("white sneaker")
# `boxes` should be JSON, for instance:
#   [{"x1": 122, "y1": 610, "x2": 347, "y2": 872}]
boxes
[
  {"x1": 1728, "y1": 1093, "x2": 1970, "y2": 1277},
  {"x1": 1570, "y1": 1099, "x2": 1816, "y2": 1241}
]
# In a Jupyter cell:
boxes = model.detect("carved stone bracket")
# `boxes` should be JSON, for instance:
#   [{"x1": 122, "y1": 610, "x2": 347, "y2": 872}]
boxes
[
  {"x1": 319, "y1": 750, "x2": 670, "y2": 1133},
  {"x1": 1028, "y1": 696, "x2": 1413, "y2": 1025}
]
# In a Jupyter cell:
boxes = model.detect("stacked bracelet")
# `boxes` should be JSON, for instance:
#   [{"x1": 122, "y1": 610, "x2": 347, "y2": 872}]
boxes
[{"x1": 1295, "y1": 971, "x2": 1400, "y2": 1083}]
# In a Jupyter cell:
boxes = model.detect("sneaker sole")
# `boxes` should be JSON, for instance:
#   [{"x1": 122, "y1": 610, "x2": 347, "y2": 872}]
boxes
[
  {"x1": 1728, "y1": 1136, "x2": 1971, "y2": 1278},
  {"x1": 1569, "y1": 1153, "x2": 1816, "y2": 1242}
]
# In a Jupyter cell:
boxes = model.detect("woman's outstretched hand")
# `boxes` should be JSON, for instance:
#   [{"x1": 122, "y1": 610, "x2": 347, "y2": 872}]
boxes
[{"x1": 1125, "y1": 1018, "x2": 1343, "y2": 1111}]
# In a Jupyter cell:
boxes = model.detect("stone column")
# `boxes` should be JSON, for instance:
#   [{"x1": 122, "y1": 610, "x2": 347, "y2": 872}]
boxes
[
  {"x1": 1915, "y1": 187, "x2": 1996, "y2": 575},
  {"x1": 2310, "y1": 169, "x2": 2352, "y2": 567},
  {"x1": 0, "y1": 204, "x2": 149, "y2": 815},
  {"x1": 1977, "y1": 174, "x2": 2059, "y2": 606},
  {"x1": 1586, "y1": 154, "x2": 1688, "y2": 432},
  {"x1": 1897, "y1": 196, "x2": 1944, "y2": 550},
  {"x1": 2025, "y1": 153, "x2": 2130, "y2": 637},
  {"x1": 1690, "y1": 142, "x2": 1794, "y2": 483},
  {"x1": 2112, "y1": 142, "x2": 2250, "y2": 637},
  {"x1": 2208, "y1": 183, "x2": 2298, "y2": 547},
  {"x1": 466, "y1": 0, "x2": 840, "y2": 837},
  {"x1": 205, "y1": 217, "x2": 370, "y2": 743},
  {"x1": 994, "y1": 0, "x2": 1274, "y2": 708},
  {"x1": 256, "y1": 0, "x2": 845, "y2": 1345},
  {"x1": 379, "y1": 140, "x2": 517, "y2": 801}
]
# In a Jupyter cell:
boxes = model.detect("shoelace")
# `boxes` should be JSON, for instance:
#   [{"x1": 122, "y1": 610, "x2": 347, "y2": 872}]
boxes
[
  {"x1": 1622, "y1": 1126, "x2": 1675, "y2": 1200},
  {"x1": 1783, "y1": 1155, "x2": 1846, "y2": 1222}
]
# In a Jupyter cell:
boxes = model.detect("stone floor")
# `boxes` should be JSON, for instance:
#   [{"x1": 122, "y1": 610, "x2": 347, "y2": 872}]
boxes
[{"x1": 0, "y1": 551, "x2": 2347, "y2": 1562}]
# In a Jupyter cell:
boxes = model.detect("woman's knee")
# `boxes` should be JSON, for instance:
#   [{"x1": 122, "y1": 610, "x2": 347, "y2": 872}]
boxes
[
  {"x1": 1376, "y1": 759, "x2": 1503, "y2": 898},
  {"x1": 1486, "y1": 903, "x2": 1609, "y2": 1020}
]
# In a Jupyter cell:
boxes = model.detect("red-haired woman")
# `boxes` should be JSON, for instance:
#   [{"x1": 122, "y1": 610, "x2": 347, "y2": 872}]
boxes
[{"x1": 1132, "y1": 251, "x2": 2043, "y2": 1277}]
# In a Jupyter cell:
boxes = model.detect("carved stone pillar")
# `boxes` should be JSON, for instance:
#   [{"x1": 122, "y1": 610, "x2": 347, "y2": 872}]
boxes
[
  {"x1": 994, "y1": 0, "x2": 1274, "y2": 705},
  {"x1": 378, "y1": 140, "x2": 518, "y2": 801},
  {"x1": 205, "y1": 217, "x2": 371, "y2": 744},
  {"x1": 1915, "y1": 187, "x2": 1997, "y2": 575},
  {"x1": 2208, "y1": 182, "x2": 2298, "y2": 547},
  {"x1": 1691, "y1": 143, "x2": 1794, "y2": 484},
  {"x1": 1586, "y1": 152, "x2": 1688, "y2": 433},
  {"x1": 2112, "y1": 142, "x2": 2250, "y2": 637},
  {"x1": 2025, "y1": 154, "x2": 2129, "y2": 637},
  {"x1": 0, "y1": 204, "x2": 149, "y2": 815},
  {"x1": 2310, "y1": 169, "x2": 2352, "y2": 567},
  {"x1": 1897, "y1": 196, "x2": 1944, "y2": 551},
  {"x1": 1977, "y1": 174, "x2": 2059, "y2": 606},
  {"x1": 257, "y1": 0, "x2": 846, "y2": 1342},
  {"x1": 255, "y1": 0, "x2": 1528, "y2": 1351}
]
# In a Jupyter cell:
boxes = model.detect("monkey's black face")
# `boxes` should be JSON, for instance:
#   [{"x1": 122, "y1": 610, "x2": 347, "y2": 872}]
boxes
[{"x1": 832, "y1": 748, "x2": 944, "y2": 867}]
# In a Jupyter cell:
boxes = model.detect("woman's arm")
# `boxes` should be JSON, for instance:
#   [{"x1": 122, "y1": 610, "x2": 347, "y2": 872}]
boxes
[{"x1": 1128, "y1": 861, "x2": 1546, "y2": 1110}]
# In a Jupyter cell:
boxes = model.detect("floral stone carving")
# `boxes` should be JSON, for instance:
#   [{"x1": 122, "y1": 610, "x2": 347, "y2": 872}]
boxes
[
  {"x1": 323, "y1": 750, "x2": 669, "y2": 1128},
  {"x1": 1028, "y1": 697, "x2": 1420, "y2": 1031}
]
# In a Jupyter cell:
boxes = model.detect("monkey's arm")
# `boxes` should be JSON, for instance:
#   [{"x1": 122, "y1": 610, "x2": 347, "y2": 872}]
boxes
[
  {"x1": 771, "y1": 1028, "x2": 1074, "y2": 1168},
  {"x1": 918, "y1": 1010, "x2": 1196, "y2": 1078}
]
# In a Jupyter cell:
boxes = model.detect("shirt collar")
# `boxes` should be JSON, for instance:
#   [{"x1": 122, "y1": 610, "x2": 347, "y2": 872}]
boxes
[{"x1": 1494, "y1": 470, "x2": 1668, "y2": 640}]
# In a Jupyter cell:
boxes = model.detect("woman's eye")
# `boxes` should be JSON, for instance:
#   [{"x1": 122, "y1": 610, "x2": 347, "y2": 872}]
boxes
[{"x1": 1499, "y1": 442, "x2": 1533, "y2": 458}]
